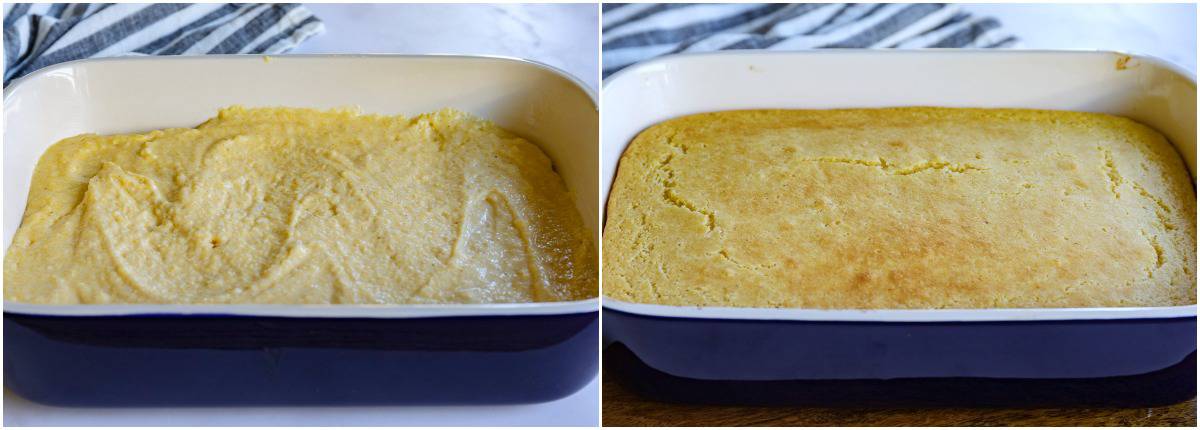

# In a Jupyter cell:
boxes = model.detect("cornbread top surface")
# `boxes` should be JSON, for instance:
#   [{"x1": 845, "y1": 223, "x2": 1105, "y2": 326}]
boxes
[
  {"x1": 5, "y1": 107, "x2": 597, "y2": 304},
  {"x1": 603, "y1": 108, "x2": 1196, "y2": 309}
]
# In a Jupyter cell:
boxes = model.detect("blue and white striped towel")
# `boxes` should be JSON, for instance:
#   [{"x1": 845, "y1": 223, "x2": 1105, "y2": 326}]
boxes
[
  {"x1": 3, "y1": 3, "x2": 324, "y2": 85},
  {"x1": 604, "y1": 3, "x2": 1017, "y2": 77}
]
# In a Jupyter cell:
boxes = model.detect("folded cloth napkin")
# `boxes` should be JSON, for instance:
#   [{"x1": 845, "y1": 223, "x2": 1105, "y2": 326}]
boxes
[
  {"x1": 603, "y1": 3, "x2": 1017, "y2": 77},
  {"x1": 3, "y1": 3, "x2": 324, "y2": 85}
]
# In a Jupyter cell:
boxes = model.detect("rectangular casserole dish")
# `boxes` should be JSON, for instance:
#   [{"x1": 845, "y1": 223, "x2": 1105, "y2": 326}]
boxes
[
  {"x1": 601, "y1": 50, "x2": 1196, "y2": 407},
  {"x1": 3, "y1": 54, "x2": 599, "y2": 406}
]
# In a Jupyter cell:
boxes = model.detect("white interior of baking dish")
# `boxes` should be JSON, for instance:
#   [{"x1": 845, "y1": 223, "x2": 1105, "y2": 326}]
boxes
[
  {"x1": 3, "y1": 54, "x2": 598, "y2": 317},
  {"x1": 602, "y1": 50, "x2": 1196, "y2": 321}
]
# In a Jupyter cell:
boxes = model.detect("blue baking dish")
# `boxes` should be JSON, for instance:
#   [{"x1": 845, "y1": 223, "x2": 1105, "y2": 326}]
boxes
[
  {"x1": 3, "y1": 55, "x2": 601, "y2": 406},
  {"x1": 601, "y1": 50, "x2": 1197, "y2": 406},
  {"x1": 603, "y1": 303, "x2": 1194, "y2": 406},
  {"x1": 604, "y1": 342, "x2": 1195, "y2": 408},
  {"x1": 7, "y1": 303, "x2": 598, "y2": 406}
]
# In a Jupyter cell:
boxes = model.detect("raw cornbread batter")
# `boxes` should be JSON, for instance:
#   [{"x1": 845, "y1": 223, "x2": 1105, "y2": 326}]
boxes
[{"x1": 5, "y1": 107, "x2": 597, "y2": 304}]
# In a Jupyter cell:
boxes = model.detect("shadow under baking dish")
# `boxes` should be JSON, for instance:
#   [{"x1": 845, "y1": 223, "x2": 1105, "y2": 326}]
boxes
[{"x1": 5, "y1": 311, "x2": 598, "y2": 406}]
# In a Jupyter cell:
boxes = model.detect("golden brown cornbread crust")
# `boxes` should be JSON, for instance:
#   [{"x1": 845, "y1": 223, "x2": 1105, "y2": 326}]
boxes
[{"x1": 603, "y1": 108, "x2": 1196, "y2": 309}]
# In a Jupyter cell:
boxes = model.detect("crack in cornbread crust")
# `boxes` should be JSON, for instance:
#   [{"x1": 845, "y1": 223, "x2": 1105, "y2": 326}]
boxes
[
  {"x1": 603, "y1": 108, "x2": 1196, "y2": 309},
  {"x1": 5, "y1": 107, "x2": 598, "y2": 304}
]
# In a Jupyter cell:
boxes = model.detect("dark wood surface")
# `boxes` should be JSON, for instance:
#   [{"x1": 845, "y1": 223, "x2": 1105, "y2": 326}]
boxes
[{"x1": 602, "y1": 355, "x2": 1198, "y2": 427}]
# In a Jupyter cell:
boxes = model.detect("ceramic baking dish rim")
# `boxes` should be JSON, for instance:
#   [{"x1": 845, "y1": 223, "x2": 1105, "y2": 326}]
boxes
[
  {"x1": 600, "y1": 49, "x2": 1197, "y2": 322},
  {"x1": 3, "y1": 53, "x2": 598, "y2": 103},
  {"x1": 603, "y1": 298, "x2": 1196, "y2": 322},
  {"x1": 3, "y1": 54, "x2": 599, "y2": 318},
  {"x1": 6, "y1": 298, "x2": 599, "y2": 318},
  {"x1": 600, "y1": 48, "x2": 1197, "y2": 89}
]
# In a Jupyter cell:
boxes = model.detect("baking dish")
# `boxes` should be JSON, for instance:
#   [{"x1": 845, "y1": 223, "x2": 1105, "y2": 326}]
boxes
[
  {"x1": 3, "y1": 54, "x2": 599, "y2": 406},
  {"x1": 602, "y1": 50, "x2": 1196, "y2": 406}
]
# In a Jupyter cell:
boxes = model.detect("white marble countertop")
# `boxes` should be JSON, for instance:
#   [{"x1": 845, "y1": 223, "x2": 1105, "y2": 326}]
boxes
[
  {"x1": 296, "y1": 3, "x2": 600, "y2": 91},
  {"x1": 290, "y1": 3, "x2": 1194, "y2": 90},
  {"x1": 964, "y1": 3, "x2": 1195, "y2": 73}
]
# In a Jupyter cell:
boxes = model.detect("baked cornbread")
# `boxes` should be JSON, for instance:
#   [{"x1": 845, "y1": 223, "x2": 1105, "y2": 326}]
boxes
[
  {"x1": 5, "y1": 107, "x2": 596, "y2": 304},
  {"x1": 604, "y1": 108, "x2": 1196, "y2": 309}
]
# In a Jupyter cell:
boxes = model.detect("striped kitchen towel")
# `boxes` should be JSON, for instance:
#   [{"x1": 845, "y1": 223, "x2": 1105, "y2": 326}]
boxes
[
  {"x1": 604, "y1": 3, "x2": 1017, "y2": 77},
  {"x1": 3, "y1": 3, "x2": 324, "y2": 85}
]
